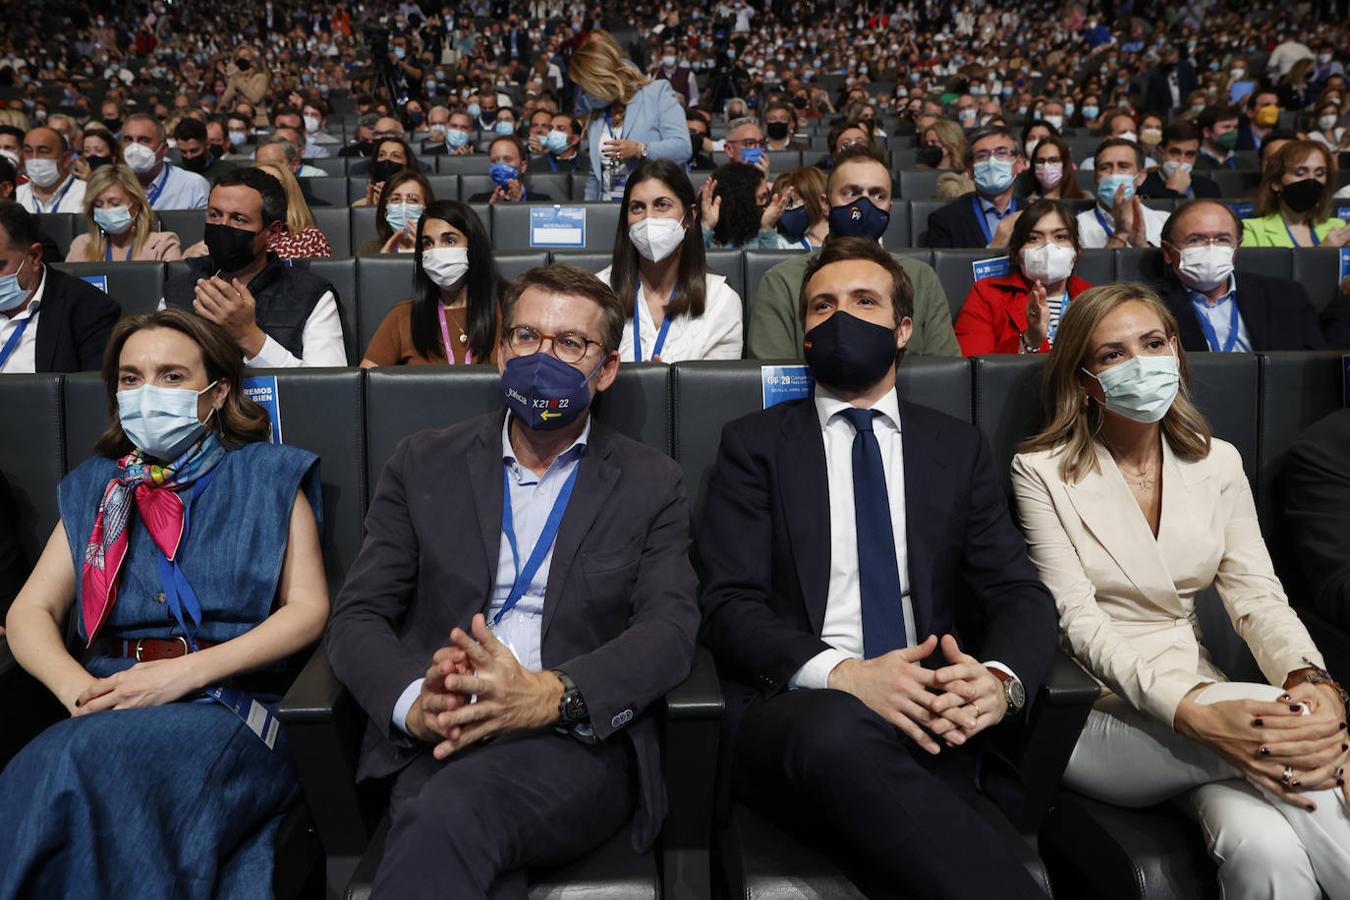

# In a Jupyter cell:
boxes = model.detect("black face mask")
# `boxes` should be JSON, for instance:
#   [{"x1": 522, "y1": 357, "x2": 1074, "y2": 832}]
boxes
[
  {"x1": 367, "y1": 158, "x2": 404, "y2": 183},
  {"x1": 179, "y1": 153, "x2": 210, "y2": 174},
  {"x1": 84, "y1": 154, "x2": 114, "y2": 170},
  {"x1": 103, "y1": 117, "x2": 123, "y2": 134},
  {"x1": 350, "y1": 139, "x2": 375, "y2": 157},
  {"x1": 916, "y1": 145, "x2": 945, "y2": 168},
  {"x1": 208, "y1": 144, "x2": 225, "y2": 160},
  {"x1": 792, "y1": 96, "x2": 809, "y2": 110},
  {"x1": 236, "y1": 57, "x2": 252, "y2": 71},
  {"x1": 766, "y1": 121, "x2": 790, "y2": 141},
  {"x1": 1280, "y1": 178, "x2": 1325, "y2": 215},
  {"x1": 204, "y1": 223, "x2": 262, "y2": 273},
  {"x1": 803, "y1": 311, "x2": 899, "y2": 392}
]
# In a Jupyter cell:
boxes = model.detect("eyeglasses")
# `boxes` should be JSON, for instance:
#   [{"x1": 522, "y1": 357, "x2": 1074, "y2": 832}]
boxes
[
  {"x1": 726, "y1": 138, "x2": 765, "y2": 149},
  {"x1": 1177, "y1": 235, "x2": 1237, "y2": 248},
  {"x1": 505, "y1": 325, "x2": 603, "y2": 364},
  {"x1": 972, "y1": 147, "x2": 1017, "y2": 163}
]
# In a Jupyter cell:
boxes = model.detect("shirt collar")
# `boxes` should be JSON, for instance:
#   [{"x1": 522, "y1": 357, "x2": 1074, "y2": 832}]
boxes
[
  {"x1": 502, "y1": 412, "x2": 591, "y2": 480},
  {"x1": 813, "y1": 383, "x2": 902, "y2": 433},
  {"x1": 1184, "y1": 273, "x2": 1237, "y2": 307},
  {"x1": 977, "y1": 193, "x2": 1011, "y2": 217}
]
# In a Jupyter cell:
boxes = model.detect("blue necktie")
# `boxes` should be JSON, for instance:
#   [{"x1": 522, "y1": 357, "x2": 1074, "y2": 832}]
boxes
[{"x1": 840, "y1": 408, "x2": 907, "y2": 658}]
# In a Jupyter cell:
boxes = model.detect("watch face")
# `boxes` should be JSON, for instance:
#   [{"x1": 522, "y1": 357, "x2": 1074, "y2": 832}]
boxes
[{"x1": 1007, "y1": 679, "x2": 1026, "y2": 711}]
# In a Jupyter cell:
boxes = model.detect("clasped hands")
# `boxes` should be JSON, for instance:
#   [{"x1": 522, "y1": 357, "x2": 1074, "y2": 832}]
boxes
[
  {"x1": 406, "y1": 613, "x2": 564, "y2": 760},
  {"x1": 828, "y1": 633, "x2": 1010, "y2": 755}
]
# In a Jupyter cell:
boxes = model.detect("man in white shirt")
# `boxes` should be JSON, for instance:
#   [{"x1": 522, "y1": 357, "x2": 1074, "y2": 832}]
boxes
[
  {"x1": 119, "y1": 114, "x2": 209, "y2": 211},
  {"x1": 1268, "y1": 35, "x2": 1314, "y2": 78},
  {"x1": 699, "y1": 236, "x2": 1057, "y2": 898},
  {"x1": 158, "y1": 169, "x2": 346, "y2": 368},
  {"x1": 16, "y1": 127, "x2": 86, "y2": 215},
  {"x1": 1076, "y1": 138, "x2": 1170, "y2": 249}
]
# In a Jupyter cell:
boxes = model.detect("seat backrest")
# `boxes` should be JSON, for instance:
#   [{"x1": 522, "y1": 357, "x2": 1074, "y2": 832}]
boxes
[
  {"x1": 546, "y1": 252, "x2": 611, "y2": 275},
  {"x1": 311, "y1": 207, "x2": 352, "y2": 256},
  {"x1": 972, "y1": 355, "x2": 1045, "y2": 496},
  {"x1": 426, "y1": 174, "x2": 460, "y2": 202},
  {"x1": 766, "y1": 151, "x2": 803, "y2": 173},
  {"x1": 304, "y1": 176, "x2": 350, "y2": 208},
  {"x1": 1290, "y1": 247, "x2": 1343, "y2": 313},
  {"x1": 363, "y1": 364, "x2": 671, "y2": 499},
  {"x1": 1256, "y1": 351, "x2": 1344, "y2": 527},
  {"x1": 350, "y1": 206, "x2": 379, "y2": 252},
  {"x1": 743, "y1": 250, "x2": 802, "y2": 320},
  {"x1": 899, "y1": 170, "x2": 942, "y2": 200},
  {"x1": 1210, "y1": 169, "x2": 1260, "y2": 197},
  {"x1": 881, "y1": 201, "x2": 913, "y2": 250},
  {"x1": 298, "y1": 258, "x2": 359, "y2": 365},
  {"x1": 309, "y1": 157, "x2": 347, "y2": 177},
  {"x1": 910, "y1": 199, "x2": 947, "y2": 247},
  {"x1": 705, "y1": 250, "x2": 746, "y2": 304},
  {"x1": 0, "y1": 375, "x2": 66, "y2": 564},
  {"x1": 1113, "y1": 248, "x2": 1165, "y2": 284},
  {"x1": 1075, "y1": 249, "x2": 1115, "y2": 286},
  {"x1": 435, "y1": 154, "x2": 493, "y2": 176},
  {"x1": 36, "y1": 213, "x2": 78, "y2": 258},
  {"x1": 489, "y1": 203, "x2": 621, "y2": 252},
  {"x1": 1235, "y1": 246, "x2": 1292, "y2": 281},
  {"x1": 496, "y1": 251, "x2": 550, "y2": 282},
  {"x1": 64, "y1": 369, "x2": 367, "y2": 591},
  {"x1": 934, "y1": 249, "x2": 1007, "y2": 321},
  {"x1": 50, "y1": 261, "x2": 165, "y2": 318},
  {"x1": 354, "y1": 257, "x2": 417, "y2": 355},
  {"x1": 155, "y1": 209, "x2": 206, "y2": 249}
]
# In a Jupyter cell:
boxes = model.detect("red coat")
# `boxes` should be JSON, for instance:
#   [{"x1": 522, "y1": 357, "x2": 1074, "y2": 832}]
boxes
[{"x1": 954, "y1": 271, "x2": 1095, "y2": 356}]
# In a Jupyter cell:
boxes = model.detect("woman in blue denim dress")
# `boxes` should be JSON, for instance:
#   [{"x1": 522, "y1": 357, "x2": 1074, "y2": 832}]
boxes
[{"x1": 0, "y1": 308, "x2": 329, "y2": 899}]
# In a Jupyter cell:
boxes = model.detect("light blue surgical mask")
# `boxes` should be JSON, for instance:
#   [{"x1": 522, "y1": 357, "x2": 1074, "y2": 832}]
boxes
[
  {"x1": 446, "y1": 128, "x2": 469, "y2": 148},
  {"x1": 386, "y1": 202, "x2": 423, "y2": 233},
  {"x1": 1096, "y1": 173, "x2": 1136, "y2": 209},
  {"x1": 0, "y1": 257, "x2": 30, "y2": 311},
  {"x1": 544, "y1": 129, "x2": 570, "y2": 153},
  {"x1": 1084, "y1": 354, "x2": 1179, "y2": 423},
  {"x1": 581, "y1": 91, "x2": 610, "y2": 111},
  {"x1": 94, "y1": 205, "x2": 135, "y2": 235},
  {"x1": 467, "y1": 102, "x2": 481, "y2": 119},
  {"x1": 972, "y1": 157, "x2": 1015, "y2": 194},
  {"x1": 117, "y1": 380, "x2": 219, "y2": 460},
  {"x1": 494, "y1": 119, "x2": 516, "y2": 136}
]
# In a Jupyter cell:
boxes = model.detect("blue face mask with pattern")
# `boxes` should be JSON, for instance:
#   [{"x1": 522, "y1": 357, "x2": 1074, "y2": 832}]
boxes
[{"x1": 490, "y1": 162, "x2": 519, "y2": 187}]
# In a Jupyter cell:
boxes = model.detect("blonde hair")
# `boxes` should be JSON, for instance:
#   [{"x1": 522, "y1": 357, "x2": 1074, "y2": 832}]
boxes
[
  {"x1": 79, "y1": 164, "x2": 154, "y2": 261},
  {"x1": 252, "y1": 160, "x2": 316, "y2": 233},
  {"x1": 923, "y1": 119, "x2": 966, "y2": 169},
  {"x1": 568, "y1": 31, "x2": 649, "y2": 112},
  {"x1": 1019, "y1": 283, "x2": 1212, "y2": 484},
  {"x1": 0, "y1": 108, "x2": 29, "y2": 130}
]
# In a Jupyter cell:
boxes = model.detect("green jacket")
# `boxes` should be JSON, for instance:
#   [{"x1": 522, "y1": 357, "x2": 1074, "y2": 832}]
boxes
[{"x1": 746, "y1": 251, "x2": 961, "y2": 361}]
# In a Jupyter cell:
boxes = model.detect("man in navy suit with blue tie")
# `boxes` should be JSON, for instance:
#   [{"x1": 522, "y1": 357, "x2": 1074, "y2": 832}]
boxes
[{"x1": 698, "y1": 237, "x2": 1058, "y2": 898}]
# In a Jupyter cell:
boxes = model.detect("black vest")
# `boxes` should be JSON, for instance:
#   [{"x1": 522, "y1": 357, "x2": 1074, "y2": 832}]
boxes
[{"x1": 164, "y1": 256, "x2": 334, "y2": 360}]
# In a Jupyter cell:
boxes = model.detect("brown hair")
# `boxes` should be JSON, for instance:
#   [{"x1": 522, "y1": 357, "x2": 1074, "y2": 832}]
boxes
[
  {"x1": 94, "y1": 309, "x2": 271, "y2": 457},
  {"x1": 1019, "y1": 283, "x2": 1212, "y2": 483},
  {"x1": 798, "y1": 236, "x2": 913, "y2": 325},
  {"x1": 500, "y1": 264, "x2": 626, "y2": 353},
  {"x1": 1009, "y1": 199, "x2": 1082, "y2": 278},
  {"x1": 1255, "y1": 139, "x2": 1338, "y2": 222},
  {"x1": 1029, "y1": 135, "x2": 1088, "y2": 198},
  {"x1": 374, "y1": 168, "x2": 435, "y2": 243},
  {"x1": 773, "y1": 165, "x2": 828, "y2": 229}
]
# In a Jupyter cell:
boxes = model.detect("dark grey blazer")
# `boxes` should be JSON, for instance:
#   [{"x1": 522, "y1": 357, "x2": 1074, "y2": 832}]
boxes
[{"x1": 325, "y1": 409, "x2": 700, "y2": 849}]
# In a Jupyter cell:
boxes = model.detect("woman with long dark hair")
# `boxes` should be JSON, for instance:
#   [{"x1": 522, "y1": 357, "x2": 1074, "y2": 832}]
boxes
[
  {"x1": 595, "y1": 159, "x2": 742, "y2": 362},
  {"x1": 698, "y1": 161, "x2": 790, "y2": 250},
  {"x1": 361, "y1": 200, "x2": 500, "y2": 366}
]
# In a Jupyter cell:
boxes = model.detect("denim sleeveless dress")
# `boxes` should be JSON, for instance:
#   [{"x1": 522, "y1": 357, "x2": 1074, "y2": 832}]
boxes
[{"x1": 0, "y1": 442, "x2": 321, "y2": 900}]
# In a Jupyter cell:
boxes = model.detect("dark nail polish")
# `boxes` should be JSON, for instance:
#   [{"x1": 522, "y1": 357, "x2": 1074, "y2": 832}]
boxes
[
  {"x1": 73, "y1": 699, "x2": 81, "y2": 708},
  {"x1": 1259, "y1": 746, "x2": 1270, "y2": 755},
  {"x1": 1343, "y1": 744, "x2": 1349, "y2": 753},
  {"x1": 1253, "y1": 718, "x2": 1264, "y2": 727},
  {"x1": 1339, "y1": 780, "x2": 1346, "y2": 788},
  {"x1": 1338, "y1": 767, "x2": 1345, "y2": 778},
  {"x1": 1293, "y1": 779, "x2": 1302, "y2": 787},
  {"x1": 1291, "y1": 704, "x2": 1305, "y2": 712},
  {"x1": 1341, "y1": 722, "x2": 1347, "y2": 730}
]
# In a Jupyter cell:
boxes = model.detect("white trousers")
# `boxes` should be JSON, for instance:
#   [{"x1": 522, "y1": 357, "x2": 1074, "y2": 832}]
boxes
[{"x1": 1064, "y1": 681, "x2": 1350, "y2": 900}]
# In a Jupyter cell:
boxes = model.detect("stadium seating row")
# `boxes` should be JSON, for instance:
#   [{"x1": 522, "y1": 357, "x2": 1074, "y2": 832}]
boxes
[
  {"x1": 47, "y1": 246, "x2": 1350, "y2": 366},
  {"x1": 0, "y1": 352, "x2": 1344, "y2": 897},
  {"x1": 42, "y1": 190, "x2": 1345, "y2": 262}
]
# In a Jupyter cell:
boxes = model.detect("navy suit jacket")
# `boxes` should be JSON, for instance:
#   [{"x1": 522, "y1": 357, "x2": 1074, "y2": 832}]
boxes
[
  {"x1": 32, "y1": 266, "x2": 121, "y2": 374},
  {"x1": 326, "y1": 411, "x2": 700, "y2": 848},
  {"x1": 925, "y1": 194, "x2": 994, "y2": 248},
  {"x1": 697, "y1": 394, "x2": 1058, "y2": 752},
  {"x1": 1155, "y1": 270, "x2": 1326, "y2": 352}
]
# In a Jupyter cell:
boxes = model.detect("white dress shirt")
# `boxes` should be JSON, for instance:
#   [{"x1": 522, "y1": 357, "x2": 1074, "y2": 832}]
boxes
[
  {"x1": 0, "y1": 266, "x2": 47, "y2": 374},
  {"x1": 595, "y1": 266, "x2": 743, "y2": 363},
  {"x1": 145, "y1": 163, "x2": 210, "y2": 210},
  {"x1": 156, "y1": 290, "x2": 346, "y2": 368},
  {"x1": 790, "y1": 386, "x2": 1018, "y2": 691},
  {"x1": 16, "y1": 174, "x2": 86, "y2": 214},
  {"x1": 1075, "y1": 204, "x2": 1170, "y2": 249}
]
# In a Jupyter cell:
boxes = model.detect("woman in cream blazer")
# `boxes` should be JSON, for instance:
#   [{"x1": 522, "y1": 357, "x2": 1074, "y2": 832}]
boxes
[{"x1": 1011, "y1": 283, "x2": 1350, "y2": 900}]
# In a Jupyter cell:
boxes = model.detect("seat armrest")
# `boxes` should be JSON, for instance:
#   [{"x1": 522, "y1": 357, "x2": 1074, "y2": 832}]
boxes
[
  {"x1": 661, "y1": 646, "x2": 723, "y2": 900},
  {"x1": 1009, "y1": 651, "x2": 1100, "y2": 832},
  {"x1": 277, "y1": 645, "x2": 371, "y2": 858}
]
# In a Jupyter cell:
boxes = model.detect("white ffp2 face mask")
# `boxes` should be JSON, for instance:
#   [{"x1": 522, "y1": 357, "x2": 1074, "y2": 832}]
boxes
[
  {"x1": 421, "y1": 246, "x2": 470, "y2": 288},
  {"x1": 122, "y1": 141, "x2": 159, "y2": 174},
  {"x1": 1174, "y1": 244, "x2": 1235, "y2": 292},
  {"x1": 629, "y1": 216, "x2": 686, "y2": 263},
  {"x1": 1020, "y1": 242, "x2": 1076, "y2": 284}
]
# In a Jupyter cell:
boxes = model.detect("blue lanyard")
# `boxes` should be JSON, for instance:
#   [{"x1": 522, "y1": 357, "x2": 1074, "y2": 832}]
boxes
[
  {"x1": 1283, "y1": 219, "x2": 1320, "y2": 247},
  {"x1": 496, "y1": 463, "x2": 579, "y2": 625},
  {"x1": 970, "y1": 195, "x2": 1017, "y2": 245},
  {"x1": 798, "y1": 238, "x2": 812, "y2": 251},
  {"x1": 156, "y1": 470, "x2": 215, "y2": 651},
  {"x1": 1191, "y1": 294, "x2": 1242, "y2": 352},
  {"x1": 1094, "y1": 207, "x2": 1114, "y2": 238},
  {"x1": 145, "y1": 166, "x2": 170, "y2": 206},
  {"x1": 0, "y1": 315, "x2": 33, "y2": 369},
  {"x1": 633, "y1": 287, "x2": 675, "y2": 362},
  {"x1": 546, "y1": 153, "x2": 558, "y2": 171},
  {"x1": 106, "y1": 240, "x2": 132, "y2": 262},
  {"x1": 32, "y1": 176, "x2": 75, "y2": 214}
]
